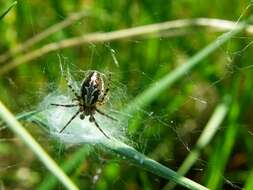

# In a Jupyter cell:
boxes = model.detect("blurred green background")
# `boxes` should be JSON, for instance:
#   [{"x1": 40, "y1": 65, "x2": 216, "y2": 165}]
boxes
[{"x1": 0, "y1": 0, "x2": 253, "y2": 190}]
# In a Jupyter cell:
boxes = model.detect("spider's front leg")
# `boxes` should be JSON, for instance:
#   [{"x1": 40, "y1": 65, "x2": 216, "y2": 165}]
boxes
[
  {"x1": 63, "y1": 72, "x2": 81, "y2": 100},
  {"x1": 51, "y1": 74, "x2": 81, "y2": 108},
  {"x1": 51, "y1": 103, "x2": 78, "y2": 107}
]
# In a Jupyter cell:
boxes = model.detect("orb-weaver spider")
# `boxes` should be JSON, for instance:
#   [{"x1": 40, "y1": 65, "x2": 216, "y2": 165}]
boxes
[{"x1": 51, "y1": 71, "x2": 116, "y2": 139}]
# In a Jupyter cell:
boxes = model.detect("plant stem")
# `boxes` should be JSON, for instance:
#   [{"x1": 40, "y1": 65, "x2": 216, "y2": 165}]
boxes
[
  {"x1": 103, "y1": 139, "x2": 208, "y2": 190},
  {"x1": 0, "y1": 101, "x2": 79, "y2": 190},
  {"x1": 1, "y1": 17, "x2": 253, "y2": 75},
  {"x1": 38, "y1": 146, "x2": 90, "y2": 190},
  {"x1": 0, "y1": 10, "x2": 89, "y2": 64}
]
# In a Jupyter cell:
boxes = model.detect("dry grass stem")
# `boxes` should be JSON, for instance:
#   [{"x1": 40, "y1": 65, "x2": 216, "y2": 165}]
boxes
[{"x1": 1, "y1": 18, "x2": 253, "y2": 75}]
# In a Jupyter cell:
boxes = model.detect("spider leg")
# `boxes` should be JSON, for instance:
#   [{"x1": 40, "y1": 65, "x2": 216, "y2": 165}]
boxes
[
  {"x1": 60, "y1": 110, "x2": 80, "y2": 133},
  {"x1": 51, "y1": 103, "x2": 78, "y2": 107},
  {"x1": 99, "y1": 88, "x2": 109, "y2": 102},
  {"x1": 63, "y1": 72, "x2": 81, "y2": 99},
  {"x1": 67, "y1": 83, "x2": 80, "y2": 99},
  {"x1": 95, "y1": 108, "x2": 117, "y2": 121},
  {"x1": 98, "y1": 73, "x2": 111, "y2": 103},
  {"x1": 90, "y1": 115, "x2": 110, "y2": 139},
  {"x1": 72, "y1": 97, "x2": 80, "y2": 102}
]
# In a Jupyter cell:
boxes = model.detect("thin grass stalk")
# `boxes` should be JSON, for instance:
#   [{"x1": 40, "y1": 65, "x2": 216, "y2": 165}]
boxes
[
  {"x1": 0, "y1": 10, "x2": 89, "y2": 64},
  {"x1": 204, "y1": 77, "x2": 240, "y2": 189},
  {"x1": 163, "y1": 97, "x2": 230, "y2": 190},
  {"x1": 205, "y1": 58, "x2": 253, "y2": 189},
  {"x1": 1, "y1": 17, "x2": 253, "y2": 75},
  {"x1": 0, "y1": 101, "x2": 79, "y2": 190},
  {"x1": 242, "y1": 71, "x2": 253, "y2": 190}
]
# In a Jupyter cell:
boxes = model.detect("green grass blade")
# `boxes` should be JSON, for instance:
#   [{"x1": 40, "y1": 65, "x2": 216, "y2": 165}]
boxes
[
  {"x1": 245, "y1": 170, "x2": 253, "y2": 190},
  {"x1": 205, "y1": 108, "x2": 239, "y2": 189},
  {"x1": 38, "y1": 146, "x2": 90, "y2": 190},
  {"x1": 16, "y1": 110, "x2": 42, "y2": 120},
  {"x1": 103, "y1": 139, "x2": 208, "y2": 190},
  {"x1": 0, "y1": 1, "x2": 17, "y2": 20},
  {"x1": 204, "y1": 60, "x2": 253, "y2": 189},
  {"x1": 163, "y1": 97, "x2": 230, "y2": 190},
  {"x1": 240, "y1": 70, "x2": 253, "y2": 190},
  {"x1": 203, "y1": 78, "x2": 240, "y2": 189},
  {"x1": 124, "y1": 17, "x2": 250, "y2": 115},
  {"x1": 0, "y1": 101, "x2": 79, "y2": 190},
  {"x1": 14, "y1": 112, "x2": 89, "y2": 190},
  {"x1": 28, "y1": 114, "x2": 208, "y2": 190}
]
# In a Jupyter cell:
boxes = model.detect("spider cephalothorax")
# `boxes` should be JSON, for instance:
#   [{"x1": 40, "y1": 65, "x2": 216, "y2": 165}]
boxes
[{"x1": 51, "y1": 71, "x2": 116, "y2": 139}]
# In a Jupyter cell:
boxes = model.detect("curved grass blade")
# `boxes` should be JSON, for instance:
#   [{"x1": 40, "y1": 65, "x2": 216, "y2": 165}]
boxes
[
  {"x1": 0, "y1": 1, "x2": 17, "y2": 20},
  {"x1": 28, "y1": 114, "x2": 208, "y2": 190},
  {"x1": 103, "y1": 139, "x2": 208, "y2": 190},
  {"x1": 0, "y1": 101, "x2": 79, "y2": 190}
]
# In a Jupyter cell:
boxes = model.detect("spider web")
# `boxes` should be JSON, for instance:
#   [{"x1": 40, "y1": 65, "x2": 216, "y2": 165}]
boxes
[{"x1": 38, "y1": 55, "x2": 129, "y2": 144}]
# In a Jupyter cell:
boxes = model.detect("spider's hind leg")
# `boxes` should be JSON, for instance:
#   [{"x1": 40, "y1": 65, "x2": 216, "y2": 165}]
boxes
[
  {"x1": 95, "y1": 108, "x2": 117, "y2": 121},
  {"x1": 89, "y1": 115, "x2": 110, "y2": 139},
  {"x1": 59, "y1": 110, "x2": 80, "y2": 133}
]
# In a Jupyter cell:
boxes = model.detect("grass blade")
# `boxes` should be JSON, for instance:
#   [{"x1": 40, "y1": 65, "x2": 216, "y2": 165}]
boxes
[
  {"x1": 38, "y1": 146, "x2": 90, "y2": 190},
  {"x1": 0, "y1": 101, "x2": 79, "y2": 190},
  {"x1": 1, "y1": 17, "x2": 253, "y2": 75},
  {"x1": 28, "y1": 113, "x2": 208, "y2": 190},
  {"x1": 163, "y1": 97, "x2": 230, "y2": 190},
  {"x1": 103, "y1": 139, "x2": 208, "y2": 190},
  {"x1": 245, "y1": 170, "x2": 253, "y2": 190},
  {"x1": 0, "y1": 1, "x2": 17, "y2": 20},
  {"x1": 203, "y1": 78, "x2": 240, "y2": 189},
  {"x1": 124, "y1": 17, "x2": 251, "y2": 115}
]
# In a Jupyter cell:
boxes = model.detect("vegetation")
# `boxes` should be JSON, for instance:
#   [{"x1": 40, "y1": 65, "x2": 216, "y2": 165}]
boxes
[{"x1": 0, "y1": 1, "x2": 253, "y2": 190}]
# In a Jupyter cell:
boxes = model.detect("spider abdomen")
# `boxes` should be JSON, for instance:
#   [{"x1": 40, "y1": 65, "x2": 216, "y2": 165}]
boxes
[
  {"x1": 83, "y1": 86, "x2": 100, "y2": 105},
  {"x1": 81, "y1": 71, "x2": 104, "y2": 106}
]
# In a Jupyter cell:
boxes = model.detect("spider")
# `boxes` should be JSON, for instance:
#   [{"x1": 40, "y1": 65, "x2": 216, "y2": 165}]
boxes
[{"x1": 51, "y1": 71, "x2": 116, "y2": 139}]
